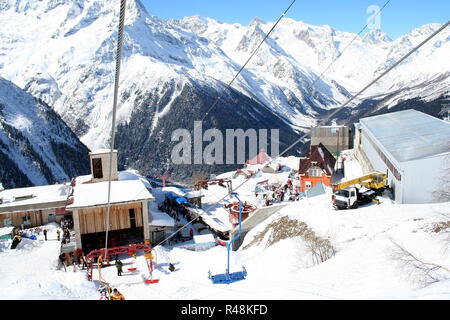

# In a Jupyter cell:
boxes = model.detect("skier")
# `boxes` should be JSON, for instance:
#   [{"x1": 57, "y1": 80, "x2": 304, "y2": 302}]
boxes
[
  {"x1": 110, "y1": 288, "x2": 125, "y2": 300},
  {"x1": 43, "y1": 229, "x2": 47, "y2": 241},
  {"x1": 169, "y1": 263, "x2": 175, "y2": 272},
  {"x1": 56, "y1": 229, "x2": 61, "y2": 241},
  {"x1": 115, "y1": 260, "x2": 123, "y2": 276}
]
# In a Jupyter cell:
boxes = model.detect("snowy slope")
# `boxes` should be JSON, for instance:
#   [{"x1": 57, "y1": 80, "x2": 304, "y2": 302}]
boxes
[
  {"x1": 0, "y1": 223, "x2": 97, "y2": 300},
  {"x1": 0, "y1": 151, "x2": 448, "y2": 300},
  {"x1": 0, "y1": 76, "x2": 90, "y2": 188},
  {"x1": 2, "y1": 198, "x2": 449, "y2": 300}
]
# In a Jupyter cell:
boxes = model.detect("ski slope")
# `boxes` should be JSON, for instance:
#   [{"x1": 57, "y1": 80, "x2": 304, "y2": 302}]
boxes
[{"x1": 0, "y1": 153, "x2": 449, "y2": 300}]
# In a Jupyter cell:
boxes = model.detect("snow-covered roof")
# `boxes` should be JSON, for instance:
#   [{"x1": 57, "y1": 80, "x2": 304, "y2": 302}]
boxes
[
  {"x1": 360, "y1": 109, "x2": 450, "y2": 163},
  {"x1": 245, "y1": 149, "x2": 271, "y2": 165},
  {"x1": 184, "y1": 191, "x2": 202, "y2": 199},
  {"x1": 67, "y1": 180, "x2": 154, "y2": 209},
  {"x1": 118, "y1": 170, "x2": 152, "y2": 190},
  {"x1": 161, "y1": 186, "x2": 186, "y2": 197},
  {"x1": 148, "y1": 206, "x2": 174, "y2": 228},
  {"x1": 193, "y1": 233, "x2": 216, "y2": 246},
  {"x1": 299, "y1": 143, "x2": 336, "y2": 176},
  {"x1": 306, "y1": 182, "x2": 327, "y2": 198},
  {"x1": 89, "y1": 149, "x2": 117, "y2": 155},
  {"x1": 0, "y1": 184, "x2": 71, "y2": 213}
]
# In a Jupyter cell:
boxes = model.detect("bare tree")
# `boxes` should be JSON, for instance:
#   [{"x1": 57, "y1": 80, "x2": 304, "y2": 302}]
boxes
[
  {"x1": 305, "y1": 235, "x2": 336, "y2": 266},
  {"x1": 390, "y1": 239, "x2": 450, "y2": 287},
  {"x1": 191, "y1": 171, "x2": 209, "y2": 186}
]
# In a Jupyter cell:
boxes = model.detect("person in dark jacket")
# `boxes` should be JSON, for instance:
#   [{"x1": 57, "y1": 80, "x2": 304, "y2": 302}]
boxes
[
  {"x1": 115, "y1": 260, "x2": 123, "y2": 276},
  {"x1": 43, "y1": 229, "x2": 47, "y2": 241},
  {"x1": 58, "y1": 253, "x2": 66, "y2": 271}
]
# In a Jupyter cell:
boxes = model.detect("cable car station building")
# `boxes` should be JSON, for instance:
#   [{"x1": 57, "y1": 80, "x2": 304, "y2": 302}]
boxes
[
  {"x1": 355, "y1": 109, "x2": 450, "y2": 204},
  {"x1": 67, "y1": 150, "x2": 155, "y2": 253}
]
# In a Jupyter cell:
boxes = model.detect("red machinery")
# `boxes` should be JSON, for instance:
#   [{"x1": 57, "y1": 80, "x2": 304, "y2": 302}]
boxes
[
  {"x1": 85, "y1": 243, "x2": 152, "y2": 281},
  {"x1": 194, "y1": 178, "x2": 232, "y2": 193},
  {"x1": 224, "y1": 201, "x2": 256, "y2": 226},
  {"x1": 159, "y1": 173, "x2": 171, "y2": 188},
  {"x1": 144, "y1": 250, "x2": 159, "y2": 284}
]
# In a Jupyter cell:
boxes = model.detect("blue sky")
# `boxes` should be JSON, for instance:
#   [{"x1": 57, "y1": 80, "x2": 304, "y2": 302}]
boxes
[{"x1": 140, "y1": 0, "x2": 449, "y2": 39}]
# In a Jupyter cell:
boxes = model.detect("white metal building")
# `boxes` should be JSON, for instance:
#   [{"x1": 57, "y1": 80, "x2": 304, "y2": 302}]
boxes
[{"x1": 357, "y1": 109, "x2": 450, "y2": 204}]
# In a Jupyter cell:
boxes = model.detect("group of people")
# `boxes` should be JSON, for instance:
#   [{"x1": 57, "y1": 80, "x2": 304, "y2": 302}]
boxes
[
  {"x1": 259, "y1": 179, "x2": 302, "y2": 206},
  {"x1": 60, "y1": 218, "x2": 73, "y2": 230},
  {"x1": 56, "y1": 227, "x2": 71, "y2": 244},
  {"x1": 159, "y1": 197, "x2": 194, "y2": 223},
  {"x1": 58, "y1": 247, "x2": 86, "y2": 271},
  {"x1": 57, "y1": 217, "x2": 87, "y2": 271},
  {"x1": 99, "y1": 287, "x2": 125, "y2": 300}
]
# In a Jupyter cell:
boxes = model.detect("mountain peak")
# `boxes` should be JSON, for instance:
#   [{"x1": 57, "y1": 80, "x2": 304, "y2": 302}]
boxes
[
  {"x1": 363, "y1": 28, "x2": 392, "y2": 44},
  {"x1": 249, "y1": 16, "x2": 265, "y2": 27}
]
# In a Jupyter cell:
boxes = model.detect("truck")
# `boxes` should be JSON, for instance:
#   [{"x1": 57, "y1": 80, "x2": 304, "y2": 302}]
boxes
[{"x1": 331, "y1": 172, "x2": 390, "y2": 210}]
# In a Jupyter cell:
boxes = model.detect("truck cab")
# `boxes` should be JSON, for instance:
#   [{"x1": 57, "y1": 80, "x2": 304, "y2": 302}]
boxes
[
  {"x1": 331, "y1": 172, "x2": 389, "y2": 210},
  {"x1": 332, "y1": 187, "x2": 358, "y2": 209}
]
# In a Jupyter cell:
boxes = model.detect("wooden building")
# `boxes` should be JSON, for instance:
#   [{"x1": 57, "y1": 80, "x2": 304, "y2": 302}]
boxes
[
  {"x1": 0, "y1": 149, "x2": 158, "y2": 253},
  {"x1": 67, "y1": 176, "x2": 154, "y2": 253},
  {"x1": 0, "y1": 184, "x2": 71, "y2": 228},
  {"x1": 298, "y1": 143, "x2": 336, "y2": 193}
]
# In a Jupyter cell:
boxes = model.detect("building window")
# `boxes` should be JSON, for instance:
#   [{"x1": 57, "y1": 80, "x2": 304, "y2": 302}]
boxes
[
  {"x1": 308, "y1": 167, "x2": 322, "y2": 177},
  {"x1": 305, "y1": 181, "x2": 312, "y2": 189},
  {"x1": 129, "y1": 208, "x2": 136, "y2": 229},
  {"x1": 3, "y1": 218, "x2": 12, "y2": 227},
  {"x1": 22, "y1": 215, "x2": 31, "y2": 226},
  {"x1": 92, "y1": 158, "x2": 103, "y2": 179}
]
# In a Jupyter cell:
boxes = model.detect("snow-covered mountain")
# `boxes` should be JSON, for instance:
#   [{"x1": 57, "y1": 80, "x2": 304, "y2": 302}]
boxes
[
  {"x1": 0, "y1": 76, "x2": 90, "y2": 188},
  {"x1": 174, "y1": 16, "x2": 449, "y2": 107},
  {"x1": 0, "y1": 0, "x2": 448, "y2": 182},
  {"x1": 0, "y1": 0, "x2": 347, "y2": 148}
]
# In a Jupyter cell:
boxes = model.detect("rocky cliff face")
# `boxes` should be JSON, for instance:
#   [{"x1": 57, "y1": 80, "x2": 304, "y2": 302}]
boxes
[{"x1": 0, "y1": 77, "x2": 90, "y2": 188}]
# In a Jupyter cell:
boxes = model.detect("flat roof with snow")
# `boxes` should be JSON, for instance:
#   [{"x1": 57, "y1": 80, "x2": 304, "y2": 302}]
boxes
[
  {"x1": 0, "y1": 184, "x2": 71, "y2": 213},
  {"x1": 148, "y1": 206, "x2": 174, "y2": 228},
  {"x1": 89, "y1": 149, "x2": 118, "y2": 155},
  {"x1": 360, "y1": 109, "x2": 450, "y2": 163},
  {"x1": 193, "y1": 233, "x2": 216, "y2": 246},
  {"x1": 67, "y1": 180, "x2": 154, "y2": 209}
]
